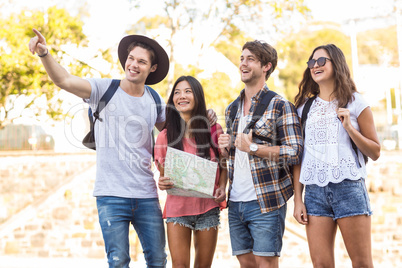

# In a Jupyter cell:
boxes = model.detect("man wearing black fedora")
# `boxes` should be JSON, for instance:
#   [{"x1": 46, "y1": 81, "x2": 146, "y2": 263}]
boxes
[{"x1": 29, "y1": 29, "x2": 174, "y2": 267}]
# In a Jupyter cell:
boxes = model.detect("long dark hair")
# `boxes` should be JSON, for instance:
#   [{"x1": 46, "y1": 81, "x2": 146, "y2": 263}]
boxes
[
  {"x1": 163, "y1": 76, "x2": 217, "y2": 160},
  {"x1": 294, "y1": 44, "x2": 357, "y2": 108}
]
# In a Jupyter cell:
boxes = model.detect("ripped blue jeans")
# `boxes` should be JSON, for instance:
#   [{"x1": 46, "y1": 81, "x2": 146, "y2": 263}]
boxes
[{"x1": 96, "y1": 196, "x2": 167, "y2": 268}]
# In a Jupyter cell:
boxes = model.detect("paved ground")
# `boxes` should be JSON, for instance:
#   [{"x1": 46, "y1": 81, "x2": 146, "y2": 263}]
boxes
[
  {"x1": 0, "y1": 256, "x2": 312, "y2": 268},
  {"x1": 0, "y1": 150, "x2": 401, "y2": 267}
]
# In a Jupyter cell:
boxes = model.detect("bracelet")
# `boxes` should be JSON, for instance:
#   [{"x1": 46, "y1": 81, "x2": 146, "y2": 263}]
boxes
[{"x1": 38, "y1": 49, "x2": 48, "y2": 58}]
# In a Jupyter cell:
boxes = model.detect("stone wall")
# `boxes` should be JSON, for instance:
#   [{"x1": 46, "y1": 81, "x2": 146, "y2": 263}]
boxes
[
  {"x1": 0, "y1": 151, "x2": 401, "y2": 267},
  {"x1": 0, "y1": 153, "x2": 103, "y2": 259}
]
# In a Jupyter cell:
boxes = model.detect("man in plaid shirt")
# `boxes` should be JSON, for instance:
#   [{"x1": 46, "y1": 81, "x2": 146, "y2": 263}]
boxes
[{"x1": 218, "y1": 40, "x2": 303, "y2": 267}]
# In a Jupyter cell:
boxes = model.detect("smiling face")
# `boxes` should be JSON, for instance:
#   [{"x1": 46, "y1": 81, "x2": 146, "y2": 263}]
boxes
[
  {"x1": 310, "y1": 49, "x2": 334, "y2": 86},
  {"x1": 173, "y1": 80, "x2": 195, "y2": 117},
  {"x1": 125, "y1": 46, "x2": 157, "y2": 84},
  {"x1": 239, "y1": 48, "x2": 270, "y2": 85}
]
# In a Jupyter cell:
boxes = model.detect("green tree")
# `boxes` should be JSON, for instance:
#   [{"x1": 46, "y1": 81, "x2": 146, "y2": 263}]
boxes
[
  {"x1": 0, "y1": 6, "x2": 113, "y2": 127},
  {"x1": 277, "y1": 23, "x2": 352, "y2": 101},
  {"x1": 151, "y1": 62, "x2": 240, "y2": 121},
  {"x1": 201, "y1": 72, "x2": 243, "y2": 121},
  {"x1": 215, "y1": 25, "x2": 252, "y2": 66},
  {"x1": 127, "y1": 0, "x2": 309, "y2": 96},
  {"x1": 357, "y1": 25, "x2": 398, "y2": 66}
]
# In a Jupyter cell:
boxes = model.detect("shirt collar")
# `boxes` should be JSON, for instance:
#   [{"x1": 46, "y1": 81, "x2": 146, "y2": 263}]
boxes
[{"x1": 241, "y1": 84, "x2": 269, "y2": 103}]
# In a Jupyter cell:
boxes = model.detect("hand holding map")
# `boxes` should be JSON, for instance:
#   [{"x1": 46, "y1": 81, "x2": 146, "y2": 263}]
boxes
[
  {"x1": 164, "y1": 146, "x2": 218, "y2": 198},
  {"x1": 158, "y1": 176, "x2": 174, "y2": 190}
]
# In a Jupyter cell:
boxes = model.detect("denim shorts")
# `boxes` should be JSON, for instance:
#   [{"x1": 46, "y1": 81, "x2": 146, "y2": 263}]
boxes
[
  {"x1": 166, "y1": 207, "x2": 220, "y2": 231},
  {"x1": 228, "y1": 200, "x2": 286, "y2": 257},
  {"x1": 304, "y1": 178, "x2": 373, "y2": 221}
]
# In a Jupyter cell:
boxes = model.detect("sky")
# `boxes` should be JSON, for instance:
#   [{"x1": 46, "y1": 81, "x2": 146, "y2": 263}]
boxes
[
  {"x1": 305, "y1": 0, "x2": 396, "y2": 23},
  {"x1": 3, "y1": 0, "x2": 399, "y2": 48}
]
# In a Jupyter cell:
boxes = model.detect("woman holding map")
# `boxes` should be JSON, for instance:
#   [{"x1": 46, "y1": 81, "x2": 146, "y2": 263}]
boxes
[{"x1": 154, "y1": 75, "x2": 227, "y2": 268}]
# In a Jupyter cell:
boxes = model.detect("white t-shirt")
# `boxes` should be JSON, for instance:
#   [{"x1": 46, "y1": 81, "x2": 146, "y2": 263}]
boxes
[
  {"x1": 297, "y1": 92, "x2": 368, "y2": 186},
  {"x1": 230, "y1": 102, "x2": 257, "y2": 202},
  {"x1": 85, "y1": 78, "x2": 166, "y2": 198}
]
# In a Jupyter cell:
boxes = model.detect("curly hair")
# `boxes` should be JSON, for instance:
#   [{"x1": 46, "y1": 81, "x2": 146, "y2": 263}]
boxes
[{"x1": 294, "y1": 44, "x2": 357, "y2": 108}]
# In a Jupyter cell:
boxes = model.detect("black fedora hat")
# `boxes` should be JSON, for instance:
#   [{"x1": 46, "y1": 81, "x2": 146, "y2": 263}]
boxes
[{"x1": 118, "y1": 35, "x2": 169, "y2": 85}]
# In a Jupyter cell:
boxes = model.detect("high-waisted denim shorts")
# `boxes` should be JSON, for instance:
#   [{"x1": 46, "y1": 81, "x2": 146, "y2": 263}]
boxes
[
  {"x1": 166, "y1": 207, "x2": 220, "y2": 231},
  {"x1": 304, "y1": 178, "x2": 373, "y2": 221}
]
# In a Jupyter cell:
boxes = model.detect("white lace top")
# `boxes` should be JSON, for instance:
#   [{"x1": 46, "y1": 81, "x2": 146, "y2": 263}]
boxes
[{"x1": 297, "y1": 92, "x2": 368, "y2": 186}]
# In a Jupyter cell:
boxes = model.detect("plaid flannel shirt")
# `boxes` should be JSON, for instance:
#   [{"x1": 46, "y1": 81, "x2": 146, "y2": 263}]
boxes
[{"x1": 226, "y1": 85, "x2": 303, "y2": 213}]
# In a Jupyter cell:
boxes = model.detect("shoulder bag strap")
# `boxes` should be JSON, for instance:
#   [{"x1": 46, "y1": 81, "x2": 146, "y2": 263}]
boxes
[
  {"x1": 93, "y1": 79, "x2": 121, "y2": 122},
  {"x1": 301, "y1": 96, "x2": 317, "y2": 139}
]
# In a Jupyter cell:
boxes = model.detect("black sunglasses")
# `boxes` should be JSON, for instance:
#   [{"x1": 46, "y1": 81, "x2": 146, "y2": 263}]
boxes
[{"x1": 307, "y1": 57, "x2": 331, "y2": 69}]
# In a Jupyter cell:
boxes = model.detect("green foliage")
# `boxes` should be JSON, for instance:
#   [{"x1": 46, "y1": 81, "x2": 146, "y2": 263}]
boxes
[
  {"x1": 357, "y1": 25, "x2": 398, "y2": 66},
  {"x1": 201, "y1": 71, "x2": 242, "y2": 120},
  {"x1": 131, "y1": 15, "x2": 171, "y2": 33},
  {"x1": 128, "y1": 0, "x2": 309, "y2": 97},
  {"x1": 150, "y1": 62, "x2": 241, "y2": 125},
  {"x1": 152, "y1": 63, "x2": 240, "y2": 113},
  {"x1": 149, "y1": 63, "x2": 203, "y2": 101},
  {"x1": 266, "y1": 0, "x2": 311, "y2": 34},
  {"x1": 215, "y1": 25, "x2": 251, "y2": 66},
  {"x1": 277, "y1": 25, "x2": 351, "y2": 102},
  {"x1": 0, "y1": 6, "x2": 105, "y2": 126},
  {"x1": 277, "y1": 22, "x2": 400, "y2": 103}
]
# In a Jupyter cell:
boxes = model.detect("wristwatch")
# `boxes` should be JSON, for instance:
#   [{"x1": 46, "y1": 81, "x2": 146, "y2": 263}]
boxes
[{"x1": 249, "y1": 143, "x2": 258, "y2": 155}]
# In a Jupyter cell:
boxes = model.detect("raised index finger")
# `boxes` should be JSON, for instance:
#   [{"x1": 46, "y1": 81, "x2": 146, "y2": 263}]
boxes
[{"x1": 32, "y1": 28, "x2": 46, "y2": 43}]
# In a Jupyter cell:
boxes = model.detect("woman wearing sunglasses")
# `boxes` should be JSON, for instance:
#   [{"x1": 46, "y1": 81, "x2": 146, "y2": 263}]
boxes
[{"x1": 293, "y1": 44, "x2": 380, "y2": 267}]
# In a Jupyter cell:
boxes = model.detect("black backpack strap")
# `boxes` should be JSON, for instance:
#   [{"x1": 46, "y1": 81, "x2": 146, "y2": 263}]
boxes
[
  {"x1": 146, "y1": 85, "x2": 162, "y2": 116},
  {"x1": 244, "y1": 90, "x2": 278, "y2": 144},
  {"x1": 301, "y1": 96, "x2": 317, "y2": 139},
  {"x1": 226, "y1": 96, "x2": 241, "y2": 135},
  {"x1": 350, "y1": 140, "x2": 366, "y2": 167},
  {"x1": 145, "y1": 85, "x2": 163, "y2": 160},
  {"x1": 83, "y1": 79, "x2": 120, "y2": 150},
  {"x1": 244, "y1": 90, "x2": 278, "y2": 131},
  {"x1": 223, "y1": 96, "x2": 241, "y2": 155},
  {"x1": 301, "y1": 96, "x2": 367, "y2": 167},
  {"x1": 343, "y1": 102, "x2": 368, "y2": 167},
  {"x1": 93, "y1": 79, "x2": 121, "y2": 122}
]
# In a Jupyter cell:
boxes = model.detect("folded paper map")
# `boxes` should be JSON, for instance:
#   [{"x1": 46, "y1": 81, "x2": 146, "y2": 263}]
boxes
[{"x1": 164, "y1": 146, "x2": 218, "y2": 198}]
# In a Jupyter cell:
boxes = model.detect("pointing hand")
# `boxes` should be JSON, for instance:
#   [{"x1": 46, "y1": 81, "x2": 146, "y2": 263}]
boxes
[{"x1": 29, "y1": 28, "x2": 48, "y2": 56}]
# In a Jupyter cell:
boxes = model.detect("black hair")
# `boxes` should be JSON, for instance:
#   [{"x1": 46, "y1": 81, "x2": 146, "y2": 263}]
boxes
[{"x1": 163, "y1": 76, "x2": 218, "y2": 160}]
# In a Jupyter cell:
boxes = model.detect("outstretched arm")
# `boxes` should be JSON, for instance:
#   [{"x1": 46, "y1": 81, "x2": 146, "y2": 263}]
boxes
[{"x1": 29, "y1": 28, "x2": 92, "y2": 99}]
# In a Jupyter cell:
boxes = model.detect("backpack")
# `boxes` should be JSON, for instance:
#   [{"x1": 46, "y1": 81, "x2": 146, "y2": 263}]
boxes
[
  {"x1": 82, "y1": 79, "x2": 162, "y2": 154},
  {"x1": 301, "y1": 96, "x2": 368, "y2": 167},
  {"x1": 227, "y1": 90, "x2": 288, "y2": 183},
  {"x1": 227, "y1": 90, "x2": 278, "y2": 145}
]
